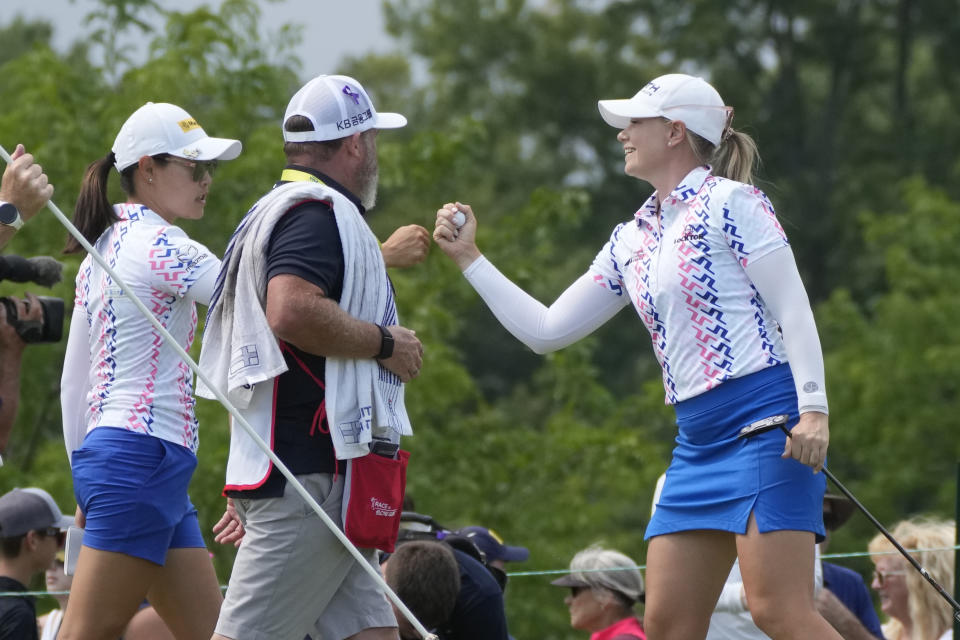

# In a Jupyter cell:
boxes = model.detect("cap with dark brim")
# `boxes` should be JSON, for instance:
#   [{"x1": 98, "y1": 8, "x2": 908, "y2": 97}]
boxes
[
  {"x1": 823, "y1": 493, "x2": 856, "y2": 531},
  {"x1": 550, "y1": 573, "x2": 645, "y2": 604},
  {"x1": 550, "y1": 574, "x2": 592, "y2": 588},
  {"x1": 500, "y1": 544, "x2": 530, "y2": 563}
]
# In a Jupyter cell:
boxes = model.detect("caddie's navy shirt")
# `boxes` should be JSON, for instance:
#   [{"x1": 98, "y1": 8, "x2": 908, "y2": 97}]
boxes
[{"x1": 227, "y1": 166, "x2": 360, "y2": 498}]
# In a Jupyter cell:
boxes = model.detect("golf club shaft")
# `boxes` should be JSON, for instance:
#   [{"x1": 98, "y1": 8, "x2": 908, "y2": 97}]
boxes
[{"x1": 778, "y1": 424, "x2": 960, "y2": 619}]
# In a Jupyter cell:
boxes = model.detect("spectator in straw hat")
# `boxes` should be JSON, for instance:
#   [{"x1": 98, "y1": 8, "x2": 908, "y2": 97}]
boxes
[
  {"x1": 0, "y1": 488, "x2": 72, "y2": 640},
  {"x1": 551, "y1": 545, "x2": 646, "y2": 640}
]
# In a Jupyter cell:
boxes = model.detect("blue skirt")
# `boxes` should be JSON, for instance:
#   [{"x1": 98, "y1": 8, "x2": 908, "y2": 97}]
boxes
[{"x1": 646, "y1": 364, "x2": 826, "y2": 541}]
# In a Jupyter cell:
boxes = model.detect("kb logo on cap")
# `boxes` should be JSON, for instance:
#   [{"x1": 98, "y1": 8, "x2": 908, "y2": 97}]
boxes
[{"x1": 342, "y1": 85, "x2": 362, "y2": 105}]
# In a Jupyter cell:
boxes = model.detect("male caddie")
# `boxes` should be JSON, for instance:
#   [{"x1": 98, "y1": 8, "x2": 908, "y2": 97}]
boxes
[{"x1": 200, "y1": 74, "x2": 422, "y2": 640}]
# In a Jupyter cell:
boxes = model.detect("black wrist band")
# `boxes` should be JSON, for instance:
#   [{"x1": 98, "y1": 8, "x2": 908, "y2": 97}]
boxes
[{"x1": 375, "y1": 324, "x2": 394, "y2": 360}]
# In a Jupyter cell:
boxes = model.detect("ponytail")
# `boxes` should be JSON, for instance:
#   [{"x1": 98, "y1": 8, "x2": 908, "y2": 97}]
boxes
[
  {"x1": 65, "y1": 152, "x2": 121, "y2": 254},
  {"x1": 685, "y1": 128, "x2": 760, "y2": 185},
  {"x1": 710, "y1": 128, "x2": 759, "y2": 184}
]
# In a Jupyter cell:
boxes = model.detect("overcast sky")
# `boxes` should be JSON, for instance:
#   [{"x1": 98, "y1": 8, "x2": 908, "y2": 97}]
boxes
[{"x1": 1, "y1": 0, "x2": 394, "y2": 80}]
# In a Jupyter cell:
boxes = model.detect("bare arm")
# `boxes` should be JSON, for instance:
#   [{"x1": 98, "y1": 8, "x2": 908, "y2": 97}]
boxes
[
  {"x1": 817, "y1": 589, "x2": 881, "y2": 640},
  {"x1": 265, "y1": 274, "x2": 423, "y2": 381},
  {"x1": 381, "y1": 224, "x2": 430, "y2": 269}
]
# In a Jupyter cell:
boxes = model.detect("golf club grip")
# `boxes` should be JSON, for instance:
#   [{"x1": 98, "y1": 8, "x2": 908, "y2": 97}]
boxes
[{"x1": 777, "y1": 424, "x2": 960, "y2": 615}]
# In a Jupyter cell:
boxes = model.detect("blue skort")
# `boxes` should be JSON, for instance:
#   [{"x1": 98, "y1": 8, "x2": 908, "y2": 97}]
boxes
[{"x1": 646, "y1": 363, "x2": 826, "y2": 541}]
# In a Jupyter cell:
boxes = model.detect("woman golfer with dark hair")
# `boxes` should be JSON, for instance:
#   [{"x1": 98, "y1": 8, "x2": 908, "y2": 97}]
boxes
[
  {"x1": 434, "y1": 73, "x2": 841, "y2": 639},
  {"x1": 59, "y1": 102, "x2": 240, "y2": 640}
]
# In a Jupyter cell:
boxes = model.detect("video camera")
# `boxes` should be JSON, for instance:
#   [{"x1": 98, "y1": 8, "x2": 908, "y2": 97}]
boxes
[
  {"x1": 0, "y1": 255, "x2": 65, "y2": 344},
  {"x1": 396, "y1": 511, "x2": 509, "y2": 592}
]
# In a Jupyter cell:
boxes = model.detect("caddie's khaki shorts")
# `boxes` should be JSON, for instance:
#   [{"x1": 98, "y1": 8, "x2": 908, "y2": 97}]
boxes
[{"x1": 214, "y1": 473, "x2": 396, "y2": 640}]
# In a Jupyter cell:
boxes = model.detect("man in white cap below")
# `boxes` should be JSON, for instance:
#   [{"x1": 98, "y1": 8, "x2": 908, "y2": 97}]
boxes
[
  {"x1": 0, "y1": 487, "x2": 73, "y2": 640},
  {"x1": 201, "y1": 74, "x2": 423, "y2": 640}
]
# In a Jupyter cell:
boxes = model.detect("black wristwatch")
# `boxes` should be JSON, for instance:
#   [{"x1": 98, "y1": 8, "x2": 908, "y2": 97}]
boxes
[
  {"x1": 0, "y1": 202, "x2": 23, "y2": 230},
  {"x1": 375, "y1": 324, "x2": 394, "y2": 360}
]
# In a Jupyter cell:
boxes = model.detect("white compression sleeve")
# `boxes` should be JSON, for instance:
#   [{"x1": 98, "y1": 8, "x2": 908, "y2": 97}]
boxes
[
  {"x1": 462, "y1": 256, "x2": 628, "y2": 354},
  {"x1": 60, "y1": 305, "x2": 91, "y2": 464},
  {"x1": 184, "y1": 257, "x2": 221, "y2": 306},
  {"x1": 744, "y1": 246, "x2": 828, "y2": 414}
]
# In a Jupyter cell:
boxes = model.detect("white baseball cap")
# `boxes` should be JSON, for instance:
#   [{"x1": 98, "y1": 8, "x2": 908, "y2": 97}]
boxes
[
  {"x1": 112, "y1": 102, "x2": 242, "y2": 172},
  {"x1": 283, "y1": 74, "x2": 407, "y2": 143},
  {"x1": 598, "y1": 74, "x2": 732, "y2": 146}
]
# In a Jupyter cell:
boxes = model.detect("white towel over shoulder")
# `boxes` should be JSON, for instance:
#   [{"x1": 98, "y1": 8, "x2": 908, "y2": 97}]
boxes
[{"x1": 197, "y1": 181, "x2": 411, "y2": 461}]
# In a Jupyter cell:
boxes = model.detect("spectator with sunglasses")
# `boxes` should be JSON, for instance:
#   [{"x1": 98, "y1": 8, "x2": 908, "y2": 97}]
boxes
[
  {"x1": 59, "y1": 102, "x2": 241, "y2": 640},
  {"x1": 0, "y1": 487, "x2": 73, "y2": 640},
  {"x1": 868, "y1": 517, "x2": 955, "y2": 640},
  {"x1": 551, "y1": 545, "x2": 646, "y2": 640}
]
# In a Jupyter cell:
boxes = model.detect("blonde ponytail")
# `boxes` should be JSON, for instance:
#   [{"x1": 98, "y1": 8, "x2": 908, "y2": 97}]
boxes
[{"x1": 686, "y1": 128, "x2": 760, "y2": 185}]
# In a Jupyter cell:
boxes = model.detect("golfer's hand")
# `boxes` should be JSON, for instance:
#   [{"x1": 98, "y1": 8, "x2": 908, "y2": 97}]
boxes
[
  {"x1": 213, "y1": 498, "x2": 245, "y2": 547},
  {"x1": 433, "y1": 202, "x2": 481, "y2": 270},
  {"x1": 0, "y1": 144, "x2": 54, "y2": 220},
  {"x1": 381, "y1": 224, "x2": 430, "y2": 269},
  {"x1": 783, "y1": 411, "x2": 829, "y2": 473},
  {"x1": 378, "y1": 325, "x2": 423, "y2": 383}
]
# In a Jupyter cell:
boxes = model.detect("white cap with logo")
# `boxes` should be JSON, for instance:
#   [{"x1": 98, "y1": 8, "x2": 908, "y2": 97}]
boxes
[
  {"x1": 283, "y1": 74, "x2": 407, "y2": 143},
  {"x1": 112, "y1": 102, "x2": 242, "y2": 172},
  {"x1": 598, "y1": 74, "x2": 732, "y2": 146}
]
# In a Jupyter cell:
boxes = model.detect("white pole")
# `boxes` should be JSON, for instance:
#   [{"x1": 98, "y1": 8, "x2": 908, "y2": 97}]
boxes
[{"x1": 0, "y1": 144, "x2": 436, "y2": 640}]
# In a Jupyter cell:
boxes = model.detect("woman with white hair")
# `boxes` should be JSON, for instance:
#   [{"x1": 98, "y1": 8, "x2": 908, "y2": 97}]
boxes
[
  {"x1": 869, "y1": 517, "x2": 955, "y2": 640},
  {"x1": 552, "y1": 545, "x2": 646, "y2": 639}
]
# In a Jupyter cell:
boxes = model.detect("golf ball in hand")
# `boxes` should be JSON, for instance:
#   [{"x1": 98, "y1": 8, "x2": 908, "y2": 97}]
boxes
[{"x1": 451, "y1": 209, "x2": 466, "y2": 228}]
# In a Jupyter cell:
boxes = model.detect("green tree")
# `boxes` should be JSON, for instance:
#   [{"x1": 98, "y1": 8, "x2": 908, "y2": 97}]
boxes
[{"x1": 818, "y1": 177, "x2": 960, "y2": 554}]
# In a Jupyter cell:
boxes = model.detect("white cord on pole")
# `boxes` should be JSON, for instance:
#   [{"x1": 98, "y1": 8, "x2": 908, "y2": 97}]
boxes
[{"x1": 0, "y1": 144, "x2": 436, "y2": 640}]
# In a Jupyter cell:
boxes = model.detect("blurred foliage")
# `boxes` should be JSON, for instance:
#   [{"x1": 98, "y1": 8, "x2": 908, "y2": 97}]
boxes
[{"x1": 1, "y1": 0, "x2": 959, "y2": 637}]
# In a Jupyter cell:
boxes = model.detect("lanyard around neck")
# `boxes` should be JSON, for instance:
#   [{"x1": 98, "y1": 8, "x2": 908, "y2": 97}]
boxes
[{"x1": 280, "y1": 168, "x2": 326, "y2": 184}]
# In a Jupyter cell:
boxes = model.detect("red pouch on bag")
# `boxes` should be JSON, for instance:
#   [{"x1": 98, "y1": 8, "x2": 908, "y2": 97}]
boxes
[{"x1": 343, "y1": 449, "x2": 410, "y2": 552}]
